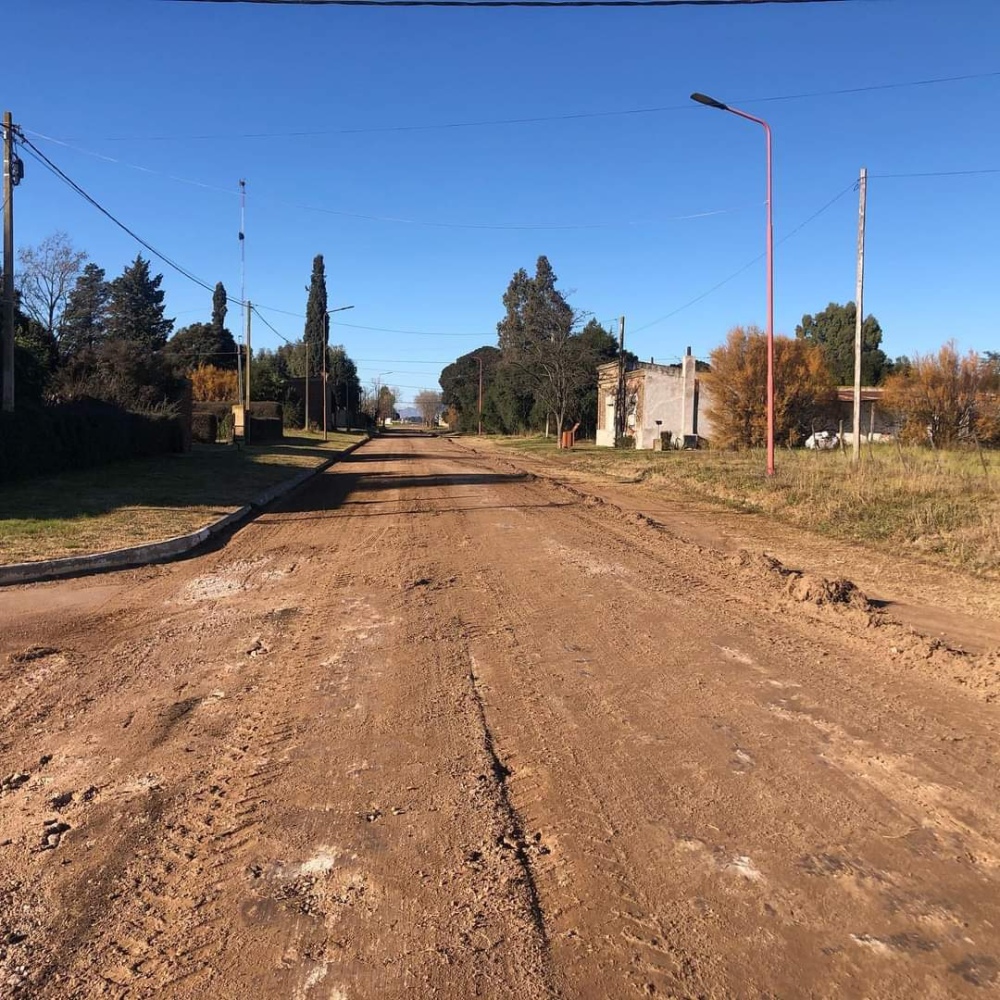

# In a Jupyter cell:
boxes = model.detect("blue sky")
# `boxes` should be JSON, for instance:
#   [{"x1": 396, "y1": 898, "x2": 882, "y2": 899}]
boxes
[{"x1": 8, "y1": 0, "x2": 999, "y2": 403}]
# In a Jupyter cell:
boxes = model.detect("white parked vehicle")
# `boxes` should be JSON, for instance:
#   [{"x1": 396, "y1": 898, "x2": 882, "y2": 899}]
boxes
[{"x1": 804, "y1": 431, "x2": 839, "y2": 450}]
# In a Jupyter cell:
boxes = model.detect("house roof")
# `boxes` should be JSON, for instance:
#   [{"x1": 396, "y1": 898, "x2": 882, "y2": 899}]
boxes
[{"x1": 836, "y1": 386, "x2": 885, "y2": 402}]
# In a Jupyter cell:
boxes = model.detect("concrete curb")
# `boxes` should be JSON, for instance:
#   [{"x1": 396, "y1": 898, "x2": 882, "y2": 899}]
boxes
[{"x1": 0, "y1": 436, "x2": 371, "y2": 588}]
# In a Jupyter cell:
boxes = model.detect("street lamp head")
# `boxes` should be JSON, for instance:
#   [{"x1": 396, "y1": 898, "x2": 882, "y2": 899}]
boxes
[{"x1": 690, "y1": 92, "x2": 728, "y2": 111}]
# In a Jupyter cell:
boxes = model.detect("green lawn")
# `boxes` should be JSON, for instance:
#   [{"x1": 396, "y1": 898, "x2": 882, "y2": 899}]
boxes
[{"x1": 0, "y1": 431, "x2": 365, "y2": 565}]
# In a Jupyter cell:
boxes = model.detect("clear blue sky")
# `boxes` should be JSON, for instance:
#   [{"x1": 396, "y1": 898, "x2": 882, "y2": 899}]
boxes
[{"x1": 9, "y1": 0, "x2": 999, "y2": 403}]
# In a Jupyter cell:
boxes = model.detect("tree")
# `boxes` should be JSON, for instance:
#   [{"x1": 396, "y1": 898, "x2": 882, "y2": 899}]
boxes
[
  {"x1": 58, "y1": 263, "x2": 110, "y2": 360},
  {"x1": 415, "y1": 389, "x2": 442, "y2": 426},
  {"x1": 105, "y1": 255, "x2": 173, "y2": 350},
  {"x1": 17, "y1": 232, "x2": 87, "y2": 335},
  {"x1": 796, "y1": 302, "x2": 888, "y2": 386},
  {"x1": 164, "y1": 322, "x2": 239, "y2": 372},
  {"x1": 212, "y1": 281, "x2": 228, "y2": 336},
  {"x1": 303, "y1": 254, "x2": 328, "y2": 380},
  {"x1": 327, "y1": 345, "x2": 361, "y2": 429},
  {"x1": 439, "y1": 346, "x2": 501, "y2": 433},
  {"x1": 52, "y1": 339, "x2": 186, "y2": 413},
  {"x1": 574, "y1": 319, "x2": 623, "y2": 438},
  {"x1": 704, "y1": 325, "x2": 837, "y2": 448},
  {"x1": 882, "y1": 342, "x2": 1000, "y2": 446},
  {"x1": 498, "y1": 256, "x2": 586, "y2": 443},
  {"x1": 249, "y1": 348, "x2": 288, "y2": 403},
  {"x1": 1, "y1": 297, "x2": 58, "y2": 403},
  {"x1": 190, "y1": 364, "x2": 238, "y2": 402}
]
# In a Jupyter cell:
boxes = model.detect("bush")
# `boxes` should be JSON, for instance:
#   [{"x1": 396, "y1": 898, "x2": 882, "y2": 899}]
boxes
[
  {"x1": 0, "y1": 400, "x2": 185, "y2": 483},
  {"x1": 247, "y1": 416, "x2": 283, "y2": 444},
  {"x1": 191, "y1": 411, "x2": 219, "y2": 444},
  {"x1": 251, "y1": 401, "x2": 282, "y2": 421}
]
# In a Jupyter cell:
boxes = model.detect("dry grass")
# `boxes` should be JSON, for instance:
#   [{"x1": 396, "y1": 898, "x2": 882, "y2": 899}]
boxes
[
  {"x1": 0, "y1": 431, "x2": 364, "y2": 565},
  {"x1": 493, "y1": 436, "x2": 1000, "y2": 578}
]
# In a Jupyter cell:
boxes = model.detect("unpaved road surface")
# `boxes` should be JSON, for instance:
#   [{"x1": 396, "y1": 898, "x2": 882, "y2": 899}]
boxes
[{"x1": 2, "y1": 432, "x2": 999, "y2": 999}]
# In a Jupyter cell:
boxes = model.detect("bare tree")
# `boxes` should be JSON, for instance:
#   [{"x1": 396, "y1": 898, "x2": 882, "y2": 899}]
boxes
[
  {"x1": 415, "y1": 389, "x2": 442, "y2": 426},
  {"x1": 18, "y1": 232, "x2": 88, "y2": 334}
]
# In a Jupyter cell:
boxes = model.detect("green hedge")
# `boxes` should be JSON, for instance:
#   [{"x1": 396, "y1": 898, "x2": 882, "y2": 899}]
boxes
[
  {"x1": 0, "y1": 401, "x2": 186, "y2": 483},
  {"x1": 247, "y1": 417, "x2": 283, "y2": 444},
  {"x1": 191, "y1": 411, "x2": 218, "y2": 444}
]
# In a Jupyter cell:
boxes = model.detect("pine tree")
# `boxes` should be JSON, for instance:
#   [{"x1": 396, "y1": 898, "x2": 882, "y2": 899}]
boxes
[
  {"x1": 212, "y1": 281, "x2": 228, "y2": 336},
  {"x1": 105, "y1": 255, "x2": 174, "y2": 351},
  {"x1": 303, "y1": 254, "x2": 328, "y2": 378},
  {"x1": 58, "y1": 263, "x2": 110, "y2": 360}
]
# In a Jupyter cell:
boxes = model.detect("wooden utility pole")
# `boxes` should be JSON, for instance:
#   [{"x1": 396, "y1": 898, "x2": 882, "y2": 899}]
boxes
[
  {"x1": 244, "y1": 301, "x2": 252, "y2": 411},
  {"x1": 304, "y1": 345, "x2": 310, "y2": 433},
  {"x1": 614, "y1": 315, "x2": 626, "y2": 446},
  {"x1": 2, "y1": 112, "x2": 15, "y2": 413},
  {"x1": 852, "y1": 167, "x2": 867, "y2": 466},
  {"x1": 322, "y1": 314, "x2": 329, "y2": 442},
  {"x1": 477, "y1": 355, "x2": 483, "y2": 436}
]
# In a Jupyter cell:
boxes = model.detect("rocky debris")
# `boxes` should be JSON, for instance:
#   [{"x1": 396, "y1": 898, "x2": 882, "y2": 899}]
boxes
[
  {"x1": 8, "y1": 647, "x2": 60, "y2": 664},
  {"x1": 1, "y1": 772, "x2": 30, "y2": 795},
  {"x1": 39, "y1": 820, "x2": 71, "y2": 851}
]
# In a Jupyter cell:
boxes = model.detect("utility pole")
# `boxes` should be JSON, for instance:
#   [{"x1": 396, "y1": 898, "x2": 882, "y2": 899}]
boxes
[
  {"x1": 245, "y1": 301, "x2": 252, "y2": 411},
  {"x1": 322, "y1": 313, "x2": 329, "y2": 442},
  {"x1": 852, "y1": 167, "x2": 867, "y2": 467},
  {"x1": 304, "y1": 343, "x2": 310, "y2": 433},
  {"x1": 2, "y1": 112, "x2": 16, "y2": 413},
  {"x1": 237, "y1": 179, "x2": 246, "y2": 405},
  {"x1": 477, "y1": 355, "x2": 483, "y2": 436},
  {"x1": 614, "y1": 315, "x2": 626, "y2": 446}
]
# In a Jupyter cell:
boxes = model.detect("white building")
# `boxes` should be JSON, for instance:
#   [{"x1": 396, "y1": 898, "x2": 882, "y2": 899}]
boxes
[{"x1": 596, "y1": 349, "x2": 713, "y2": 449}]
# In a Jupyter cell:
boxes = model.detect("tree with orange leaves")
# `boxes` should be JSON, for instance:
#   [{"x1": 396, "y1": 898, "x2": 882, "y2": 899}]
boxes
[
  {"x1": 882, "y1": 342, "x2": 1000, "y2": 446},
  {"x1": 704, "y1": 325, "x2": 836, "y2": 449},
  {"x1": 190, "y1": 364, "x2": 238, "y2": 402}
]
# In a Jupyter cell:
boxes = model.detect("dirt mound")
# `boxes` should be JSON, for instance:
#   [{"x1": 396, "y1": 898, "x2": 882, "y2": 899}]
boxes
[{"x1": 731, "y1": 549, "x2": 873, "y2": 611}]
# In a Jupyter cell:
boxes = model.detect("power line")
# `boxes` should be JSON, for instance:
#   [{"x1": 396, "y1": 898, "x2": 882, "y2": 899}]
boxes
[
  {"x1": 47, "y1": 69, "x2": 1000, "y2": 142},
  {"x1": 631, "y1": 179, "x2": 857, "y2": 334},
  {"x1": 871, "y1": 167, "x2": 1000, "y2": 179},
  {"x1": 165, "y1": 0, "x2": 869, "y2": 8},
  {"x1": 17, "y1": 136, "x2": 221, "y2": 298},
  {"x1": 21, "y1": 133, "x2": 755, "y2": 231}
]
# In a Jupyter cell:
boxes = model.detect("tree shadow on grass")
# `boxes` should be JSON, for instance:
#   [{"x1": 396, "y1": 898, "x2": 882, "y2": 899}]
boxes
[{"x1": 0, "y1": 444, "x2": 343, "y2": 525}]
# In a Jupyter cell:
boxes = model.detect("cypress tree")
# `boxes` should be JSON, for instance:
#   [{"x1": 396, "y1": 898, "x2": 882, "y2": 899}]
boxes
[{"x1": 303, "y1": 254, "x2": 328, "y2": 376}]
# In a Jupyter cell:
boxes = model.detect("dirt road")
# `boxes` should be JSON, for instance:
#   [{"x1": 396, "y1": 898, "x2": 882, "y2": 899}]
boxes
[{"x1": 2, "y1": 432, "x2": 999, "y2": 998}]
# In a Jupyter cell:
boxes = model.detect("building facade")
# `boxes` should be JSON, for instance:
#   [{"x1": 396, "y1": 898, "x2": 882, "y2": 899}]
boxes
[{"x1": 596, "y1": 349, "x2": 714, "y2": 449}]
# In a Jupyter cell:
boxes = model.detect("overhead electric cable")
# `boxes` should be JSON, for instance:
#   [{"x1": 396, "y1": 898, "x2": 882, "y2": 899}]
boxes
[
  {"x1": 18, "y1": 136, "x2": 220, "y2": 297},
  {"x1": 165, "y1": 0, "x2": 871, "y2": 9},
  {"x1": 44, "y1": 70, "x2": 1000, "y2": 142},
  {"x1": 631, "y1": 180, "x2": 857, "y2": 333}
]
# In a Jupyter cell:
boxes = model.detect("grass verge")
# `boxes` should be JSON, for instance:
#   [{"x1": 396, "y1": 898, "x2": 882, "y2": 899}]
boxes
[
  {"x1": 0, "y1": 431, "x2": 365, "y2": 565},
  {"x1": 489, "y1": 436, "x2": 1000, "y2": 578}
]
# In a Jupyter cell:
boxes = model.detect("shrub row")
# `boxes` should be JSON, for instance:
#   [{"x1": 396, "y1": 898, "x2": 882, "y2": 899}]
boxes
[{"x1": 0, "y1": 401, "x2": 186, "y2": 484}]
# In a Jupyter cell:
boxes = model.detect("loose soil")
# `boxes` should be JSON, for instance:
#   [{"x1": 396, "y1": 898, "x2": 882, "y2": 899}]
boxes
[{"x1": 1, "y1": 432, "x2": 999, "y2": 998}]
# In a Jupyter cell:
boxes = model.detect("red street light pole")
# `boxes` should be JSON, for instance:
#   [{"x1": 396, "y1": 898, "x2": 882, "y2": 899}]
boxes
[{"x1": 691, "y1": 92, "x2": 775, "y2": 477}]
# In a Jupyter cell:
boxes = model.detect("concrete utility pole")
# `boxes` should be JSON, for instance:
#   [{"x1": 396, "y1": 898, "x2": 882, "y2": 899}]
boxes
[
  {"x1": 2, "y1": 112, "x2": 16, "y2": 413},
  {"x1": 245, "y1": 301, "x2": 252, "y2": 411},
  {"x1": 852, "y1": 167, "x2": 868, "y2": 467}
]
